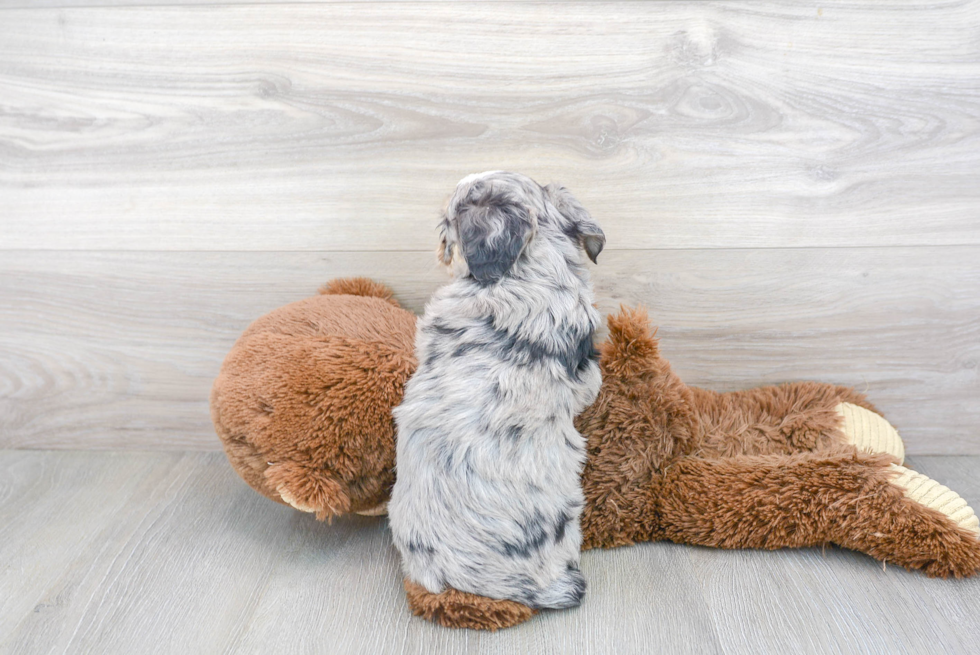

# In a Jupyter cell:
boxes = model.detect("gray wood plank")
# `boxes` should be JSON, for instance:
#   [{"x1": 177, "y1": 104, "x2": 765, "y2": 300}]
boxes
[
  {"x1": 1, "y1": 2, "x2": 978, "y2": 250},
  {"x1": 887, "y1": 455, "x2": 980, "y2": 643},
  {"x1": 690, "y1": 454, "x2": 980, "y2": 655},
  {"x1": 0, "y1": 450, "x2": 724, "y2": 655},
  {"x1": 689, "y1": 545, "x2": 978, "y2": 655},
  {"x1": 2, "y1": 451, "x2": 979, "y2": 654},
  {"x1": 0, "y1": 450, "x2": 187, "y2": 644},
  {"x1": 0, "y1": 451, "x2": 307, "y2": 654},
  {"x1": 2, "y1": 247, "x2": 978, "y2": 453}
]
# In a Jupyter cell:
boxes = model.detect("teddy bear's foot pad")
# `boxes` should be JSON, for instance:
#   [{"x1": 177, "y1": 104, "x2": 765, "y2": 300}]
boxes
[
  {"x1": 264, "y1": 462, "x2": 352, "y2": 520},
  {"x1": 279, "y1": 484, "x2": 384, "y2": 517},
  {"x1": 354, "y1": 501, "x2": 388, "y2": 516},
  {"x1": 277, "y1": 486, "x2": 317, "y2": 513},
  {"x1": 889, "y1": 464, "x2": 979, "y2": 535},
  {"x1": 836, "y1": 403, "x2": 905, "y2": 463},
  {"x1": 404, "y1": 579, "x2": 536, "y2": 630}
]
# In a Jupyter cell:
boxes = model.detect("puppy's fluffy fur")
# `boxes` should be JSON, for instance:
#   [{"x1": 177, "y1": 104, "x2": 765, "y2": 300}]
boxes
[{"x1": 389, "y1": 171, "x2": 605, "y2": 609}]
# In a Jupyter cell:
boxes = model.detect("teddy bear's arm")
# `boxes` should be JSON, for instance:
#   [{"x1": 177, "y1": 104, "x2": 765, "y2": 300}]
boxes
[
  {"x1": 596, "y1": 306, "x2": 904, "y2": 463},
  {"x1": 654, "y1": 451, "x2": 980, "y2": 578}
]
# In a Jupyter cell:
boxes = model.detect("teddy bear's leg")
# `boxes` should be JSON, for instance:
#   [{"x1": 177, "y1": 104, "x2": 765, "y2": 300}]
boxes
[
  {"x1": 691, "y1": 382, "x2": 905, "y2": 461},
  {"x1": 835, "y1": 402, "x2": 905, "y2": 463},
  {"x1": 403, "y1": 579, "x2": 536, "y2": 631},
  {"x1": 888, "y1": 464, "x2": 979, "y2": 533},
  {"x1": 655, "y1": 452, "x2": 980, "y2": 577},
  {"x1": 262, "y1": 459, "x2": 393, "y2": 519},
  {"x1": 263, "y1": 461, "x2": 352, "y2": 521}
]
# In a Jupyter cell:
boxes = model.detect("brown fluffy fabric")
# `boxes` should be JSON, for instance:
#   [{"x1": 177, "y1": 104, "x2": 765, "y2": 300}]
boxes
[
  {"x1": 211, "y1": 283, "x2": 416, "y2": 518},
  {"x1": 578, "y1": 306, "x2": 884, "y2": 550},
  {"x1": 404, "y1": 579, "x2": 537, "y2": 630},
  {"x1": 319, "y1": 277, "x2": 401, "y2": 307},
  {"x1": 212, "y1": 281, "x2": 980, "y2": 631},
  {"x1": 653, "y1": 452, "x2": 980, "y2": 578}
]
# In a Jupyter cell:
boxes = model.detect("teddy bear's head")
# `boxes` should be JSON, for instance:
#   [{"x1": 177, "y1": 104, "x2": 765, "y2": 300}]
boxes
[{"x1": 211, "y1": 279, "x2": 417, "y2": 519}]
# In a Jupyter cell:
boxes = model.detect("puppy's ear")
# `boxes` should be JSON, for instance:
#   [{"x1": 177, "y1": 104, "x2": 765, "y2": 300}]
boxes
[
  {"x1": 456, "y1": 197, "x2": 532, "y2": 285},
  {"x1": 437, "y1": 215, "x2": 456, "y2": 266},
  {"x1": 545, "y1": 183, "x2": 605, "y2": 264}
]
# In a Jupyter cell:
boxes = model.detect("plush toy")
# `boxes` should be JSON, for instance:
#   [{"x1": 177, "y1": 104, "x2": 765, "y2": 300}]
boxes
[
  {"x1": 211, "y1": 278, "x2": 980, "y2": 631},
  {"x1": 211, "y1": 278, "x2": 411, "y2": 519}
]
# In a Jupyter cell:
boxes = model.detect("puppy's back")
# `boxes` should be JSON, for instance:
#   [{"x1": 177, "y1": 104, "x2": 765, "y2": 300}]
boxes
[{"x1": 390, "y1": 172, "x2": 604, "y2": 609}]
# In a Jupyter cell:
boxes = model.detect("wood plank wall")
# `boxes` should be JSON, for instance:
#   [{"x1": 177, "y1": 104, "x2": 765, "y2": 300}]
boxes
[{"x1": 1, "y1": 2, "x2": 978, "y2": 452}]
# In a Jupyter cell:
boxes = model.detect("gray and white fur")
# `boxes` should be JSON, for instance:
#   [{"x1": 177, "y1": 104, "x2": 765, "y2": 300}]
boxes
[{"x1": 389, "y1": 171, "x2": 605, "y2": 609}]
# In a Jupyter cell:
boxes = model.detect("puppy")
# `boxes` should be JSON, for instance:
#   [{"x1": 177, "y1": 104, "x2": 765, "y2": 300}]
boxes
[{"x1": 389, "y1": 171, "x2": 605, "y2": 610}]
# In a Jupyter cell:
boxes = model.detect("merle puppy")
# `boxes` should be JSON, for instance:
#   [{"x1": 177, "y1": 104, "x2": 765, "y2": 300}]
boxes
[{"x1": 389, "y1": 171, "x2": 605, "y2": 610}]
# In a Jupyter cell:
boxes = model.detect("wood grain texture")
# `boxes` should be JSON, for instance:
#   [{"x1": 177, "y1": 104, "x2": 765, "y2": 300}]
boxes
[
  {"x1": 1, "y1": 247, "x2": 977, "y2": 453},
  {"x1": 2, "y1": 450, "x2": 979, "y2": 655},
  {"x1": 0, "y1": 0, "x2": 484, "y2": 5},
  {"x1": 1, "y1": 1, "x2": 978, "y2": 250}
]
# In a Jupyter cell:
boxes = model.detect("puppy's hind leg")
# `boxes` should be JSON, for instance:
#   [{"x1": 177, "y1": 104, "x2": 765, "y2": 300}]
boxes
[{"x1": 530, "y1": 564, "x2": 586, "y2": 609}]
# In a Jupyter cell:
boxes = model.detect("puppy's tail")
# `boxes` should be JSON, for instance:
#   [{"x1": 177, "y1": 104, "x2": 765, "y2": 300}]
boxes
[{"x1": 319, "y1": 277, "x2": 401, "y2": 308}]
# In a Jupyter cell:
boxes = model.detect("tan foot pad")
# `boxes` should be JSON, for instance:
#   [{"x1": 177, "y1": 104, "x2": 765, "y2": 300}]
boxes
[
  {"x1": 355, "y1": 501, "x2": 388, "y2": 517},
  {"x1": 277, "y1": 485, "x2": 316, "y2": 513},
  {"x1": 889, "y1": 464, "x2": 980, "y2": 535},
  {"x1": 836, "y1": 403, "x2": 905, "y2": 464}
]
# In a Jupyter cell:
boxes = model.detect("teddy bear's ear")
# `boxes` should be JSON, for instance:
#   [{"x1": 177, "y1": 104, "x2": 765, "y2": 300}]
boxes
[{"x1": 544, "y1": 183, "x2": 605, "y2": 264}]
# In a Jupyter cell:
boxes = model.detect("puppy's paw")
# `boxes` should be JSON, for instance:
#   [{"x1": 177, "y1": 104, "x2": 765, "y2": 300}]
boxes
[
  {"x1": 836, "y1": 403, "x2": 905, "y2": 464},
  {"x1": 889, "y1": 464, "x2": 979, "y2": 536}
]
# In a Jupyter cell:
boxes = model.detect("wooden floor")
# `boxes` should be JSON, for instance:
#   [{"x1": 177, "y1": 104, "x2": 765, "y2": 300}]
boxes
[{"x1": 1, "y1": 450, "x2": 979, "y2": 655}]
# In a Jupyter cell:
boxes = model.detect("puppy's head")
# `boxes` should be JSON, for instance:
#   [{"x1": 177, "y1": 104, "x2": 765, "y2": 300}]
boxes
[{"x1": 438, "y1": 171, "x2": 605, "y2": 285}]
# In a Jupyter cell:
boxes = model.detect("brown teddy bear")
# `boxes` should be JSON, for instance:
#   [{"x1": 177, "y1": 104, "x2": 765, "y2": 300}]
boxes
[{"x1": 211, "y1": 278, "x2": 980, "y2": 631}]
